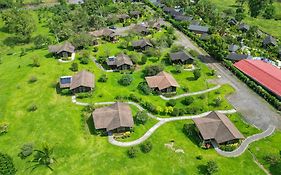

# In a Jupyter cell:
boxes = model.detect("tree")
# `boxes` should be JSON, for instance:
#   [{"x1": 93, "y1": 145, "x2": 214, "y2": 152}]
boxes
[
  {"x1": 143, "y1": 64, "x2": 164, "y2": 76},
  {"x1": 166, "y1": 100, "x2": 176, "y2": 107},
  {"x1": 30, "y1": 144, "x2": 56, "y2": 171},
  {"x1": 2, "y1": 8, "x2": 35, "y2": 42},
  {"x1": 206, "y1": 161, "x2": 219, "y2": 175},
  {"x1": 235, "y1": 7, "x2": 246, "y2": 22},
  {"x1": 18, "y1": 143, "x2": 34, "y2": 159},
  {"x1": 135, "y1": 111, "x2": 148, "y2": 125},
  {"x1": 214, "y1": 97, "x2": 222, "y2": 107},
  {"x1": 138, "y1": 82, "x2": 152, "y2": 95},
  {"x1": 70, "y1": 33, "x2": 92, "y2": 50},
  {"x1": 181, "y1": 97, "x2": 194, "y2": 106},
  {"x1": 247, "y1": 0, "x2": 268, "y2": 18},
  {"x1": 236, "y1": 0, "x2": 247, "y2": 7},
  {"x1": 193, "y1": 69, "x2": 201, "y2": 80},
  {"x1": 70, "y1": 63, "x2": 78, "y2": 72},
  {"x1": 263, "y1": 3, "x2": 275, "y2": 19},
  {"x1": 140, "y1": 141, "x2": 152, "y2": 153},
  {"x1": 98, "y1": 74, "x2": 108, "y2": 82},
  {"x1": 34, "y1": 35, "x2": 51, "y2": 49},
  {"x1": 118, "y1": 74, "x2": 133, "y2": 86},
  {"x1": 0, "y1": 152, "x2": 17, "y2": 175}
]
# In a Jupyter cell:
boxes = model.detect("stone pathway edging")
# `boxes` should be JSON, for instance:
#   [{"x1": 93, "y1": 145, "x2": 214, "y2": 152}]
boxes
[
  {"x1": 212, "y1": 125, "x2": 275, "y2": 157},
  {"x1": 159, "y1": 85, "x2": 221, "y2": 100},
  {"x1": 58, "y1": 53, "x2": 76, "y2": 63}
]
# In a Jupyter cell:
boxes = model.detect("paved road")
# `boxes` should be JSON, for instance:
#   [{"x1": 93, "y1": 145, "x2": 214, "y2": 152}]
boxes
[
  {"x1": 213, "y1": 125, "x2": 276, "y2": 157},
  {"x1": 159, "y1": 85, "x2": 221, "y2": 100},
  {"x1": 172, "y1": 24, "x2": 281, "y2": 130}
]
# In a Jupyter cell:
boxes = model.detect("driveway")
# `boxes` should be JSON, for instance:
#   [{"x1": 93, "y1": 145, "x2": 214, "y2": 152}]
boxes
[{"x1": 172, "y1": 26, "x2": 281, "y2": 130}]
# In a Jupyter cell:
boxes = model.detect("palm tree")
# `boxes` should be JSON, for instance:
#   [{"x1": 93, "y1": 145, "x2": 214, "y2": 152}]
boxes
[{"x1": 29, "y1": 144, "x2": 56, "y2": 171}]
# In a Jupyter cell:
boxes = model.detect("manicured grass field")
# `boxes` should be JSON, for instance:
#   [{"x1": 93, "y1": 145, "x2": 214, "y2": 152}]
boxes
[
  {"x1": 212, "y1": 0, "x2": 281, "y2": 39},
  {"x1": 0, "y1": 8, "x2": 277, "y2": 175}
]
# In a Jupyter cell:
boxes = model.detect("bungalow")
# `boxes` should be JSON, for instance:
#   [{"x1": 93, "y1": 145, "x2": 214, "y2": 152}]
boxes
[
  {"x1": 192, "y1": 111, "x2": 244, "y2": 147},
  {"x1": 174, "y1": 15, "x2": 193, "y2": 22},
  {"x1": 48, "y1": 42, "x2": 75, "y2": 58},
  {"x1": 227, "y1": 52, "x2": 252, "y2": 61},
  {"x1": 92, "y1": 102, "x2": 134, "y2": 133},
  {"x1": 132, "y1": 38, "x2": 153, "y2": 50},
  {"x1": 263, "y1": 35, "x2": 277, "y2": 47},
  {"x1": 169, "y1": 51, "x2": 194, "y2": 64},
  {"x1": 163, "y1": 6, "x2": 182, "y2": 17},
  {"x1": 228, "y1": 44, "x2": 240, "y2": 52},
  {"x1": 239, "y1": 23, "x2": 250, "y2": 32},
  {"x1": 133, "y1": 24, "x2": 150, "y2": 35},
  {"x1": 117, "y1": 14, "x2": 130, "y2": 22},
  {"x1": 90, "y1": 28, "x2": 118, "y2": 42},
  {"x1": 59, "y1": 70, "x2": 95, "y2": 93},
  {"x1": 145, "y1": 71, "x2": 180, "y2": 93},
  {"x1": 107, "y1": 53, "x2": 133, "y2": 70},
  {"x1": 129, "y1": 11, "x2": 141, "y2": 18},
  {"x1": 188, "y1": 24, "x2": 209, "y2": 34}
]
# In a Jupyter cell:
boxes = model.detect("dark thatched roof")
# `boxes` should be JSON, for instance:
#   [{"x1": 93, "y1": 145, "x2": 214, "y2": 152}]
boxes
[
  {"x1": 169, "y1": 51, "x2": 194, "y2": 62},
  {"x1": 193, "y1": 111, "x2": 244, "y2": 144},
  {"x1": 228, "y1": 44, "x2": 240, "y2": 52},
  {"x1": 132, "y1": 38, "x2": 153, "y2": 48},
  {"x1": 107, "y1": 53, "x2": 133, "y2": 67},
  {"x1": 48, "y1": 42, "x2": 75, "y2": 54},
  {"x1": 70, "y1": 70, "x2": 94, "y2": 90},
  {"x1": 263, "y1": 35, "x2": 277, "y2": 46},
  {"x1": 90, "y1": 28, "x2": 116, "y2": 37},
  {"x1": 92, "y1": 102, "x2": 134, "y2": 131},
  {"x1": 188, "y1": 24, "x2": 209, "y2": 33},
  {"x1": 227, "y1": 52, "x2": 252, "y2": 61}
]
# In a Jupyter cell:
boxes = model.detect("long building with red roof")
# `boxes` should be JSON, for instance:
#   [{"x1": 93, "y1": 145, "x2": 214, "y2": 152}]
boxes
[{"x1": 234, "y1": 60, "x2": 281, "y2": 98}]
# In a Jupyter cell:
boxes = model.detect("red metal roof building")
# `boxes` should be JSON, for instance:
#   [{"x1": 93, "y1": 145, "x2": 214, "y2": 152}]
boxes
[{"x1": 234, "y1": 60, "x2": 281, "y2": 98}]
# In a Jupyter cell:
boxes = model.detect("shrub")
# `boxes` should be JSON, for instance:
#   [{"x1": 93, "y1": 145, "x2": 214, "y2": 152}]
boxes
[
  {"x1": 27, "y1": 104, "x2": 37, "y2": 112},
  {"x1": 173, "y1": 65, "x2": 182, "y2": 74},
  {"x1": 70, "y1": 63, "x2": 78, "y2": 72},
  {"x1": 76, "y1": 92, "x2": 92, "y2": 99},
  {"x1": 193, "y1": 69, "x2": 201, "y2": 80},
  {"x1": 263, "y1": 154, "x2": 280, "y2": 165},
  {"x1": 171, "y1": 108, "x2": 180, "y2": 116},
  {"x1": 80, "y1": 57, "x2": 90, "y2": 64},
  {"x1": 143, "y1": 64, "x2": 164, "y2": 76},
  {"x1": 140, "y1": 141, "x2": 153, "y2": 153},
  {"x1": 127, "y1": 147, "x2": 137, "y2": 158},
  {"x1": 138, "y1": 55, "x2": 147, "y2": 65},
  {"x1": 213, "y1": 97, "x2": 222, "y2": 107},
  {"x1": 137, "y1": 82, "x2": 152, "y2": 95},
  {"x1": 30, "y1": 56, "x2": 40, "y2": 67},
  {"x1": 206, "y1": 161, "x2": 219, "y2": 175},
  {"x1": 182, "y1": 87, "x2": 189, "y2": 93},
  {"x1": 135, "y1": 111, "x2": 148, "y2": 125},
  {"x1": 198, "y1": 94, "x2": 206, "y2": 99},
  {"x1": 142, "y1": 102, "x2": 157, "y2": 114},
  {"x1": 98, "y1": 74, "x2": 108, "y2": 82},
  {"x1": 196, "y1": 155, "x2": 203, "y2": 160},
  {"x1": 18, "y1": 143, "x2": 33, "y2": 159},
  {"x1": 181, "y1": 96, "x2": 194, "y2": 106},
  {"x1": 0, "y1": 123, "x2": 8, "y2": 135},
  {"x1": 118, "y1": 74, "x2": 133, "y2": 86},
  {"x1": 129, "y1": 94, "x2": 141, "y2": 102},
  {"x1": 166, "y1": 99, "x2": 176, "y2": 107},
  {"x1": 0, "y1": 152, "x2": 17, "y2": 175},
  {"x1": 28, "y1": 76, "x2": 37, "y2": 83}
]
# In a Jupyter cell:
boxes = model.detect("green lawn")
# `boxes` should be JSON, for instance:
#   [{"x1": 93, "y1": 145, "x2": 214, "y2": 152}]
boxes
[
  {"x1": 212, "y1": 0, "x2": 281, "y2": 39},
  {"x1": 0, "y1": 6, "x2": 274, "y2": 175}
]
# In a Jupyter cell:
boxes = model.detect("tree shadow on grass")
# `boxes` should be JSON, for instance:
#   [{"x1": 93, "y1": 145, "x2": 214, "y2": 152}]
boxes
[
  {"x1": 182, "y1": 124, "x2": 202, "y2": 148},
  {"x1": 86, "y1": 116, "x2": 108, "y2": 137},
  {"x1": 186, "y1": 76, "x2": 196, "y2": 81}
]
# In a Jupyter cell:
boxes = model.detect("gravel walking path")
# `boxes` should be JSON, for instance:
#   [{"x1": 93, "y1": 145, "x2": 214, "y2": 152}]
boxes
[
  {"x1": 212, "y1": 125, "x2": 275, "y2": 157},
  {"x1": 159, "y1": 85, "x2": 221, "y2": 100}
]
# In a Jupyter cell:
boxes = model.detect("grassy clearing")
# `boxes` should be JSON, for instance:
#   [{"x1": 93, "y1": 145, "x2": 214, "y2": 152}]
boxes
[{"x1": 212, "y1": 0, "x2": 281, "y2": 38}]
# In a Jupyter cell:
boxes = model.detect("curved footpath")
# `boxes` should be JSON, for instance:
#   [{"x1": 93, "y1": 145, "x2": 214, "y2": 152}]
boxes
[
  {"x1": 212, "y1": 125, "x2": 276, "y2": 157},
  {"x1": 159, "y1": 85, "x2": 221, "y2": 100}
]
